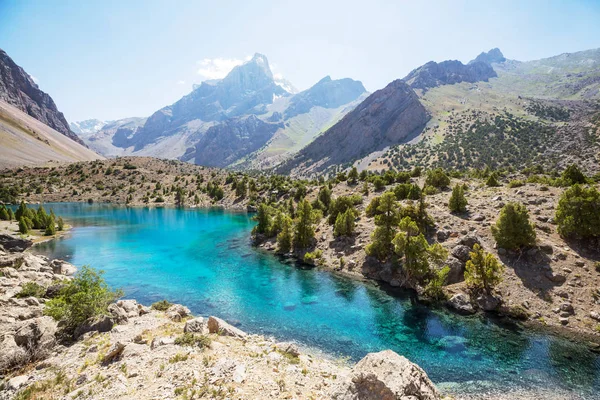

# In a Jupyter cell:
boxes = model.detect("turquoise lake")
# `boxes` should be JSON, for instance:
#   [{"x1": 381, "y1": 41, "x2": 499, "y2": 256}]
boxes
[{"x1": 32, "y1": 203, "x2": 600, "y2": 398}]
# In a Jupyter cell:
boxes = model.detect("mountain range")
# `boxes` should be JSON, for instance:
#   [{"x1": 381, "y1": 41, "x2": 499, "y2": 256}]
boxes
[{"x1": 1, "y1": 46, "x2": 599, "y2": 175}]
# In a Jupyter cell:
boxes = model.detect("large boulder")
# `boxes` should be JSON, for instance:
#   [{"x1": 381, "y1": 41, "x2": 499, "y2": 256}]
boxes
[
  {"x1": 451, "y1": 245, "x2": 471, "y2": 263},
  {"x1": 447, "y1": 293, "x2": 475, "y2": 315},
  {"x1": 476, "y1": 293, "x2": 501, "y2": 311},
  {"x1": 50, "y1": 259, "x2": 77, "y2": 276},
  {"x1": 0, "y1": 234, "x2": 33, "y2": 253},
  {"x1": 207, "y1": 316, "x2": 247, "y2": 338},
  {"x1": 13, "y1": 316, "x2": 57, "y2": 351},
  {"x1": 443, "y1": 257, "x2": 464, "y2": 284},
  {"x1": 329, "y1": 350, "x2": 440, "y2": 400},
  {"x1": 0, "y1": 334, "x2": 27, "y2": 372},
  {"x1": 74, "y1": 315, "x2": 114, "y2": 338}
]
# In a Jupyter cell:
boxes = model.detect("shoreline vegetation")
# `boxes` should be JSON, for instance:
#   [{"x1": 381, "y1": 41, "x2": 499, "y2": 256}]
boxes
[{"x1": 1, "y1": 157, "x2": 599, "y2": 348}]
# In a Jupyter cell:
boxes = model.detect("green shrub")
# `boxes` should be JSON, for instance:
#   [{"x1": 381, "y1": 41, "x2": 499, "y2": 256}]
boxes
[
  {"x1": 508, "y1": 180, "x2": 524, "y2": 188},
  {"x1": 57, "y1": 217, "x2": 65, "y2": 231},
  {"x1": 491, "y1": 203, "x2": 536, "y2": 250},
  {"x1": 44, "y1": 216, "x2": 56, "y2": 236},
  {"x1": 448, "y1": 184, "x2": 467, "y2": 213},
  {"x1": 486, "y1": 173, "x2": 500, "y2": 187},
  {"x1": 174, "y1": 333, "x2": 211, "y2": 348},
  {"x1": 151, "y1": 299, "x2": 172, "y2": 311},
  {"x1": 422, "y1": 185, "x2": 438, "y2": 196},
  {"x1": 372, "y1": 176, "x2": 386, "y2": 191},
  {"x1": 425, "y1": 168, "x2": 450, "y2": 188},
  {"x1": 44, "y1": 266, "x2": 122, "y2": 332},
  {"x1": 16, "y1": 282, "x2": 46, "y2": 298},
  {"x1": 304, "y1": 249, "x2": 323, "y2": 265},
  {"x1": 424, "y1": 266, "x2": 450, "y2": 301},
  {"x1": 562, "y1": 164, "x2": 587, "y2": 185},
  {"x1": 555, "y1": 184, "x2": 600, "y2": 239}
]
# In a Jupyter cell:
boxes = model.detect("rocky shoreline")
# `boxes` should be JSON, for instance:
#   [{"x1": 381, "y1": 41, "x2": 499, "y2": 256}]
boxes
[{"x1": 0, "y1": 232, "x2": 450, "y2": 400}]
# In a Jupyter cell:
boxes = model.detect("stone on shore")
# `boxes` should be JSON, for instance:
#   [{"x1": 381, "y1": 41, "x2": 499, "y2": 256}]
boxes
[
  {"x1": 329, "y1": 350, "x2": 440, "y2": 400},
  {"x1": 208, "y1": 316, "x2": 247, "y2": 338}
]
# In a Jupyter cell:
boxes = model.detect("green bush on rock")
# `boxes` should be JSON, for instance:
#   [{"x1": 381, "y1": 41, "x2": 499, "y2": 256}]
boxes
[{"x1": 44, "y1": 266, "x2": 123, "y2": 333}]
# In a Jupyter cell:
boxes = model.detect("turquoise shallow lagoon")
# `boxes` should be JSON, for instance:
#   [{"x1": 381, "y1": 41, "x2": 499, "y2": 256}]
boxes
[{"x1": 33, "y1": 203, "x2": 600, "y2": 398}]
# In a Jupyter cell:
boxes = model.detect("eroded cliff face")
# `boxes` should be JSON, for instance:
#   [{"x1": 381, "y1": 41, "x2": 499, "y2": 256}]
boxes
[
  {"x1": 0, "y1": 49, "x2": 83, "y2": 145},
  {"x1": 279, "y1": 79, "x2": 430, "y2": 176}
]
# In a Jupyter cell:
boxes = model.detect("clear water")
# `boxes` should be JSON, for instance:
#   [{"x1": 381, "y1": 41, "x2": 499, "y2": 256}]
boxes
[{"x1": 32, "y1": 203, "x2": 600, "y2": 398}]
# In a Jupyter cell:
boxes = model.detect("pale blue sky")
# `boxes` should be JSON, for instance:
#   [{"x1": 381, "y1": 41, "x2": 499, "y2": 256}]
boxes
[{"x1": 1, "y1": 0, "x2": 599, "y2": 122}]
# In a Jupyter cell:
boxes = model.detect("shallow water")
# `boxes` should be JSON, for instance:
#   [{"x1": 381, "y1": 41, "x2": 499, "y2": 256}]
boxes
[{"x1": 33, "y1": 203, "x2": 600, "y2": 398}]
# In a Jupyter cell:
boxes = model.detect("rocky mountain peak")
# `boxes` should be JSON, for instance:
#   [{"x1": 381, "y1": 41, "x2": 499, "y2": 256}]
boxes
[
  {"x1": 403, "y1": 58, "x2": 497, "y2": 91},
  {"x1": 469, "y1": 48, "x2": 506, "y2": 65},
  {"x1": 0, "y1": 48, "x2": 85, "y2": 145}
]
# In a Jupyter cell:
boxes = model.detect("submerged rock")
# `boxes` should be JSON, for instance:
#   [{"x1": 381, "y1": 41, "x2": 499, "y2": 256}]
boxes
[{"x1": 329, "y1": 350, "x2": 440, "y2": 399}]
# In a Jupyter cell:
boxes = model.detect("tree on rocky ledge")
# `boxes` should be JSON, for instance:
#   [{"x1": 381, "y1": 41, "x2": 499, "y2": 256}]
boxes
[
  {"x1": 392, "y1": 216, "x2": 448, "y2": 286},
  {"x1": 465, "y1": 244, "x2": 503, "y2": 295},
  {"x1": 276, "y1": 214, "x2": 293, "y2": 253},
  {"x1": 293, "y1": 200, "x2": 319, "y2": 249},
  {"x1": 491, "y1": 202, "x2": 536, "y2": 250},
  {"x1": 448, "y1": 184, "x2": 468, "y2": 213},
  {"x1": 366, "y1": 192, "x2": 400, "y2": 261}
]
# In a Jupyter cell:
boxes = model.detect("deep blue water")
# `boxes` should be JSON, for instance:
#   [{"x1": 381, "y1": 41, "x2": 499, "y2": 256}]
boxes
[{"x1": 32, "y1": 203, "x2": 600, "y2": 398}]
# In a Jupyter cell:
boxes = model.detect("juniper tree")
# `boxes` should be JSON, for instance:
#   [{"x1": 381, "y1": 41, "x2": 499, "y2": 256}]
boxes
[
  {"x1": 555, "y1": 184, "x2": 600, "y2": 240},
  {"x1": 448, "y1": 184, "x2": 468, "y2": 213},
  {"x1": 491, "y1": 202, "x2": 536, "y2": 250},
  {"x1": 392, "y1": 216, "x2": 447, "y2": 286},
  {"x1": 293, "y1": 200, "x2": 319, "y2": 249},
  {"x1": 276, "y1": 214, "x2": 293, "y2": 253},
  {"x1": 465, "y1": 244, "x2": 504, "y2": 295},
  {"x1": 366, "y1": 192, "x2": 400, "y2": 261}
]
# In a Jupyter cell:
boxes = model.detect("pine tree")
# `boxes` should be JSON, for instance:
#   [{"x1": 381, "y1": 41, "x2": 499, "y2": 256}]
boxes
[
  {"x1": 465, "y1": 244, "x2": 503, "y2": 295},
  {"x1": 276, "y1": 214, "x2": 293, "y2": 253},
  {"x1": 317, "y1": 186, "x2": 332, "y2": 213},
  {"x1": 561, "y1": 164, "x2": 587, "y2": 185},
  {"x1": 174, "y1": 187, "x2": 186, "y2": 206},
  {"x1": 448, "y1": 184, "x2": 468, "y2": 213},
  {"x1": 57, "y1": 217, "x2": 65, "y2": 231},
  {"x1": 18, "y1": 216, "x2": 29, "y2": 234},
  {"x1": 486, "y1": 173, "x2": 500, "y2": 187},
  {"x1": 555, "y1": 184, "x2": 600, "y2": 239},
  {"x1": 348, "y1": 167, "x2": 359, "y2": 184},
  {"x1": 15, "y1": 201, "x2": 27, "y2": 221},
  {"x1": 0, "y1": 206, "x2": 9, "y2": 221},
  {"x1": 491, "y1": 202, "x2": 536, "y2": 250},
  {"x1": 366, "y1": 192, "x2": 400, "y2": 261},
  {"x1": 392, "y1": 216, "x2": 447, "y2": 285},
  {"x1": 293, "y1": 200, "x2": 319, "y2": 249},
  {"x1": 45, "y1": 216, "x2": 56, "y2": 236},
  {"x1": 334, "y1": 208, "x2": 356, "y2": 237},
  {"x1": 253, "y1": 203, "x2": 273, "y2": 235}
]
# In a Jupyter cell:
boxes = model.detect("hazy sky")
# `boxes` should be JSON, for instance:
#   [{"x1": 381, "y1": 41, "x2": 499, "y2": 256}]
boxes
[{"x1": 1, "y1": 0, "x2": 599, "y2": 122}]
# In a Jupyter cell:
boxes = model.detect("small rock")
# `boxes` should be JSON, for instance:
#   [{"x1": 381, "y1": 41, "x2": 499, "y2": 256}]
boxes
[
  {"x1": 184, "y1": 317, "x2": 208, "y2": 334},
  {"x1": 207, "y1": 316, "x2": 247, "y2": 338},
  {"x1": 7, "y1": 375, "x2": 29, "y2": 390},
  {"x1": 102, "y1": 342, "x2": 125, "y2": 364},
  {"x1": 476, "y1": 293, "x2": 501, "y2": 311},
  {"x1": 590, "y1": 311, "x2": 600, "y2": 322},
  {"x1": 276, "y1": 342, "x2": 300, "y2": 357},
  {"x1": 451, "y1": 245, "x2": 472, "y2": 263},
  {"x1": 559, "y1": 317, "x2": 569, "y2": 325}
]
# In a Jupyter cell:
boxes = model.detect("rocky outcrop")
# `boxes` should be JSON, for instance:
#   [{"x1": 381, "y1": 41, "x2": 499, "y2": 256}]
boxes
[
  {"x1": 447, "y1": 293, "x2": 475, "y2": 315},
  {"x1": 207, "y1": 315, "x2": 247, "y2": 338},
  {"x1": 403, "y1": 59, "x2": 497, "y2": 91},
  {"x1": 0, "y1": 234, "x2": 32, "y2": 253},
  {"x1": 0, "y1": 48, "x2": 84, "y2": 145},
  {"x1": 279, "y1": 80, "x2": 429, "y2": 175},
  {"x1": 330, "y1": 350, "x2": 440, "y2": 400}
]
